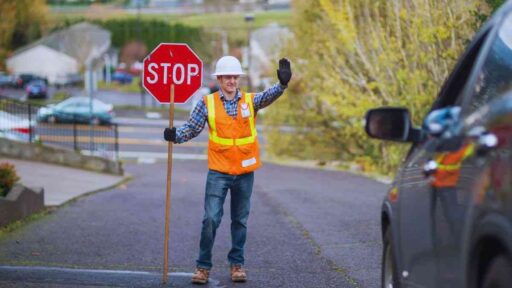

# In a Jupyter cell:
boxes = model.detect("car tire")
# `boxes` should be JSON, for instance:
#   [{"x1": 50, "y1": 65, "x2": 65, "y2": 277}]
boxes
[
  {"x1": 482, "y1": 255, "x2": 512, "y2": 288},
  {"x1": 382, "y1": 227, "x2": 400, "y2": 288},
  {"x1": 48, "y1": 116, "x2": 57, "y2": 124}
]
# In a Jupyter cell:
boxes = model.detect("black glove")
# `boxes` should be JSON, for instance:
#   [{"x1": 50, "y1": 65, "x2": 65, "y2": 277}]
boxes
[
  {"x1": 277, "y1": 58, "x2": 292, "y2": 86},
  {"x1": 164, "y1": 127, "x2": 176, "y2": 142}
]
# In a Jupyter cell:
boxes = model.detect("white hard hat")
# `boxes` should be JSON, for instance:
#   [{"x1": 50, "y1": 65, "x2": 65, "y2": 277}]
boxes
[{"x1": 212, "y1": 56, "x2": 245, "y2": 76}]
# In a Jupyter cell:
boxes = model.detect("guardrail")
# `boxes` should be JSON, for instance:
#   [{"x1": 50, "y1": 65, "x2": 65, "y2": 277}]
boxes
[{"x1": 0, "y1": 98, "x2": 119, "y2": 161}]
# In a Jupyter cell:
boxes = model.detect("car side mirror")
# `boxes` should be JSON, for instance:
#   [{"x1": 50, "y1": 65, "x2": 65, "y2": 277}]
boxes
[{"x1": 365, "y1": 107, "x2": 423, "y2": 143}]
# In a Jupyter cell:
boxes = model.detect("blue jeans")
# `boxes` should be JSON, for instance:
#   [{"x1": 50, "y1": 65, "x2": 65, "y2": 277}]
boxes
[{"x1": 196, "y1": 170, "x2": 254, "y2": 270}]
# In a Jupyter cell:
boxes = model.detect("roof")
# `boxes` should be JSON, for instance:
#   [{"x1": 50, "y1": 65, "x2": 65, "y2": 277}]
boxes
[
  {"x1": 251, "y1": 23, "x2": 291, "y2": 57},
  {"x1": 10, "y1": 22, "x2": 111, "y2": 65}
]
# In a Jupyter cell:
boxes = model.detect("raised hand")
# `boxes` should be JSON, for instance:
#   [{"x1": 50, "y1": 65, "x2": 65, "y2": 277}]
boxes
[{"x1": 277, "y1": 58, "x2": 292, "y2": 86}]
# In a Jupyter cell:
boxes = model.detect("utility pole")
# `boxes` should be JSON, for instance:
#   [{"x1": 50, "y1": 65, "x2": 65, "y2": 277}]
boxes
[
  {"x1": 86, "y1": 59, "x2": 95, "y2": 156},
  {"x1": 137, "y1": 0, "x2": 146, "y2": 110}
]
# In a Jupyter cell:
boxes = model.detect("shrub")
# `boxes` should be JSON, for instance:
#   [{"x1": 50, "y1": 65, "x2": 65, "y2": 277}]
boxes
[
  {"x1": 264, "y1": 0, "x2": 493, "y2": 176},
  {"x1": 0, "y1": 162, "x2": 20, "y2": 197}
]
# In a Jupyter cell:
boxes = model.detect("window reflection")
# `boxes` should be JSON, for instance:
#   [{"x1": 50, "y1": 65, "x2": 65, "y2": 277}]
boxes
[{"x1": 469, "y1": 13, "x2": 512, "y2": 112}]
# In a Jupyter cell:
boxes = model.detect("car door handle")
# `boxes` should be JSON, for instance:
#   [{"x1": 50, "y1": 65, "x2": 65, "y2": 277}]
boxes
[
  {"x1": 423, "y1": 159, "x2": 438, "y2": 177},
  {"x1": 476, "y1": 133, "x2": 498, "y2": 156},
  {"x1": 467, "y1": 126, "x2": 498, "y2": 156}
]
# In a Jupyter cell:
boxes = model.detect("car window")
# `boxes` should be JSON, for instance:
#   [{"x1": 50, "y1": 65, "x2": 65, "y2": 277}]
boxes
[
  {"x1": 466, "y1": 12, "x2": 512, "y2": 113},
  {"x1": 29, "y1": 80, "x2": 44, "y2": 86},
  {"x1": 431, "y1": 28, "x2": 491, "y2": 111},
  {"x1": 58, "y1": 98, "x2": 77, "y2": 106},
  {"x1": 93, "y1": 100, "x2": 108, "y2": 109},
  {"x1": 402, "y1": 19, "x2": 491, "y2": 159},
  {"x1": 57, "y1": 97, "x2": 83, "y2": 108}
]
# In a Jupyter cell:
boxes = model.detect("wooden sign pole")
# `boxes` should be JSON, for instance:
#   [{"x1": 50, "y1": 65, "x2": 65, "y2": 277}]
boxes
[{"x1": 163, "y1": 84, "x2": 175, "y2": 283}]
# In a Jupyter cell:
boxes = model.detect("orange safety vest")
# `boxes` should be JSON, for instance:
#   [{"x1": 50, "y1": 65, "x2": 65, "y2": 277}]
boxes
[
  {"x1": 432, "y1": 143, "x2": 475, "y2": 188},
  {"x1": 204, "y1": 91, "x2": 261, "y2": 175}
]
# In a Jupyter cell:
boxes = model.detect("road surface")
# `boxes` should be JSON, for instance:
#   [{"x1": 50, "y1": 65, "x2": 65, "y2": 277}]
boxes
[{"x1": 0, "y1": 160, "x2": 386, "y2": 287}]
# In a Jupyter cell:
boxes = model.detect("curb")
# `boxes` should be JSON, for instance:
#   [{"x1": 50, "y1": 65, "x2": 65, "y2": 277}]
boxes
[
  {"x1": 53, "y1": 174, "x2": 134, "y2": 209},
  {"x1": 261, "y1": 157, "x2": 393, "y2": 184},
  {"x1": 0, "y1": 175, "x2": 133, "y2": 237}
]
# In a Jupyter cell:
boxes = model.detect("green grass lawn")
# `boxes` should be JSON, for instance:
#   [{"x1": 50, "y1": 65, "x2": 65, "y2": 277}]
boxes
[
  {"x1": 161, "y1": 10, "x2": 291, "y2": 29},
  {"x1": 162, "y1": 10, "x2": 291, "y2": 45},
  {"x1": 51, "y1": 7, "x2": 292, "y2": 61},
  {"x1": 52, "y1": 8, "x2": 291, "y2": 31}
]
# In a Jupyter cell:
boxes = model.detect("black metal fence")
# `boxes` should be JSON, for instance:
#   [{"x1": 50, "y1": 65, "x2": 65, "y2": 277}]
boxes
[{"x1": 0, "y1": 98, "x2": 119, "y2": 161}]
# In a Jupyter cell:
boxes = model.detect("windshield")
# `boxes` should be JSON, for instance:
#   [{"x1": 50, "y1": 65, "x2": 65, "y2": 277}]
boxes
[{"x1": 55, "y1": 97, "x2": 110, "y2": 110}]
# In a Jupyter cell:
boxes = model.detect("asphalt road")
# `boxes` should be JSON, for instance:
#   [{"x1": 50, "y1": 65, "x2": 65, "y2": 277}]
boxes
[{"x1": 0, "y1": 160, "x2": 387, "y2": 288}]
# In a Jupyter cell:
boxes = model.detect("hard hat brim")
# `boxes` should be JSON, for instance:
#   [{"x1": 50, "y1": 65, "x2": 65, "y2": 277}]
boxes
[{"x1": 212, "y1": 72, "x2": 246, "y2": 76}]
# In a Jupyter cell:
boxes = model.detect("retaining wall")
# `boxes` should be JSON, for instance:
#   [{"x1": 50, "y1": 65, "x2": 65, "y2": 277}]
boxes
[
  {"x1": 0, "y1": 138, "x2": 123, "y2": 175},
  {"x1": 0, "y1": 185, "x2": 44, "y2": 227}
]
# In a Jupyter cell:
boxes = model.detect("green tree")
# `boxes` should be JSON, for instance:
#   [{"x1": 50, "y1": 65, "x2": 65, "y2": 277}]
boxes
[
  {"x1": 0, "y1": 0, "x2": 50, "y2": 70},
  {"x1": 486, "y1": 0, "x2": 506, "y2": 10},
  {"x1": 474, "y1": 0, "x2": 506, "y2": 27},
  {"x1": 99, "y1": 19, "x2": 211, "y2": 61},
  {"x1": 52, "y1": 18, "x2": 213, "y2": 63},
  {"x1": 264, "y1": 0, "x2": 495, "y2": 174},
  {"x1": 0, "y1": 0, "x2": 48, "y2": 69}
]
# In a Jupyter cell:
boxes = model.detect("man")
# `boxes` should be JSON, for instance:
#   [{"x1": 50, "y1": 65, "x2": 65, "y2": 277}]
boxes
[{"x1": 164, "y1": 55, "x2": 292, "y2": 284}]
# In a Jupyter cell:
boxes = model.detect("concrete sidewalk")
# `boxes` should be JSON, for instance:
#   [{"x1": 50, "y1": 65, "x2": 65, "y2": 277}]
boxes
[{"x1": 1, "y1": 158, "x2": 126, "y2": 206}]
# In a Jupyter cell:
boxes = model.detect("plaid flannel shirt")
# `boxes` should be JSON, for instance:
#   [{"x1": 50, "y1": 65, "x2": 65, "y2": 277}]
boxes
[{"x1": 175, "y1": 82, "x2": 286, "y2": 143}]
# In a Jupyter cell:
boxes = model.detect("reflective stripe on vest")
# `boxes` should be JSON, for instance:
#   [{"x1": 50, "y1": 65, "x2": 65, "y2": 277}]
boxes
[
  {"x1": 435, "y1": 143, "x2": 475, "y2": 171},
  {"x1": 431, "y1": 143, "x2": 475, "y2": 188},
  {"x1": 206, "y1": 93, "x2": 257, "y2": 146}
]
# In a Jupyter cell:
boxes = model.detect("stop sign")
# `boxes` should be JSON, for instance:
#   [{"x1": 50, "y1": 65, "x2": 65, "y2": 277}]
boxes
[{"x1": 143, "y1": 43, "x2": 203, "y2": 104}]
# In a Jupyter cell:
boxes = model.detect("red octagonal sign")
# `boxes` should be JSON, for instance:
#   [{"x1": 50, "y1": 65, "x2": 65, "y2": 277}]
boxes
[{"x1": 143, "y1": 43, "x2": 203, "y2": 104}]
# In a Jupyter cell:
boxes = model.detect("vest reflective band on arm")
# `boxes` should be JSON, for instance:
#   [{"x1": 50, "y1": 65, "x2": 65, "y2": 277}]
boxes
[
  {"x1": 206, "y1": 93, "x2": 258, "y2": 146},
  {"x1": 435, "y1": 143, "x2": 475, "y2": 171}
]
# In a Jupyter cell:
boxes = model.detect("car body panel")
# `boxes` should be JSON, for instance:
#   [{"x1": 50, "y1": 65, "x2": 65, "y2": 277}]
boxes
[
  {"x1": 26, "y1": 80, "x2": 48, "y2": 99},
  {"x1": 367, "y1": 2, "x2": 512, "y2": 287},
  {"x1": 111, "y1": 72, "x2": 133, "y2": 84},
  {"x1": 36, "y1": 97, "x2": 114, "y2": 124},
  {"x1": 0, "y1": 72, "x2": 14, "y2": 87},
  {"x1": 14, "y1": 74, "x2": 47, "y2": 89},
  {"x1": 0, "y1": 111, "x2": 34, "y2": 142}
]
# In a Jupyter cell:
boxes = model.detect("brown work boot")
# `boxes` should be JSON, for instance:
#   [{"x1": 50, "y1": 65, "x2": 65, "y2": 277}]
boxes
[
  {"x1": 191, "y1": 268, "x2": 209, "y2": 284},
  {"x1": 230, "y1": 264, "x2": 247, "y2": 282}
]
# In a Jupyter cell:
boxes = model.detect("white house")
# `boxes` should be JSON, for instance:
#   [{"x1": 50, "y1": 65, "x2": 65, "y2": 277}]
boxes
[
  {"x1": 245, "y1": 23, "x2": 292, "y2": 89},
  {"x1": 6, "y1": 22, "x2": 111, "y2": 86},
  {"x1": 6, "y1": 46, "x2": 78, "y2": 84}
]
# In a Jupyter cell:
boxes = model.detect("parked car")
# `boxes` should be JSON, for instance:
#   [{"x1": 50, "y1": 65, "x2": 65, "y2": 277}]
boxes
[
  {"x1": 0, "y1": 72, "x2": 14, "y2": 88},
  {"x1": 36, "y1": 96, "x2": 114, "y2": 125},
  {"x1": 0, "y1": 111, "x2": 34, "y2": 142},
  {"x1": 364, "y1": 3, "x2": 512, "y2": 288},
  {"x1": 111, "y1": 71, "x2": 133, "y2": 84},
  {"x1": 25, "y1": 80, "x2": 48, "y2": 99},
  {"x1": 14, "y1": 74, "x2": 47, "y2": 88}
]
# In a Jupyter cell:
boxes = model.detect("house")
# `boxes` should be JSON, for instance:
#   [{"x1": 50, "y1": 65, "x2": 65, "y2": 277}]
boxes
[
  {"x1": 245, "y1": 23, "x2": 292, "y2": 89},
  {"x1": 6, "y1": 22, "x2": 111, "y2": 86}
]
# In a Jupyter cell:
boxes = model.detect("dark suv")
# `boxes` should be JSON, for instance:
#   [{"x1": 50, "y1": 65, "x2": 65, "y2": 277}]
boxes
[
  {"x1": 365, "y1": 2, "x2": 512, "y2": 288},
  {"x1": 14, "y1": 74, "x2": 47, "y2": 88}
]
